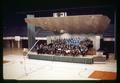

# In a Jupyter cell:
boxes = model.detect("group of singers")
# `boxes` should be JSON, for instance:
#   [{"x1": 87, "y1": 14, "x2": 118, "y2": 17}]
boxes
[{"x1": 36, "y1": 38, "x2": 93, "y2": 57}]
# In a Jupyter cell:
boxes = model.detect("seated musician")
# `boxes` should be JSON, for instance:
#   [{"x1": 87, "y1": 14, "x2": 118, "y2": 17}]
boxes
[
  {"x1": 75, "y1": 48, "x2": 80, "y2": 56},
  {"x1": 36, "y1": 44, "x2": 40, "y2": 54},
  {"x1": 65, "y1": 49, "x2": 71, "y2": 56},
  {"x1": 80, "y1": 44, "x2": 88, "y2": 57}
]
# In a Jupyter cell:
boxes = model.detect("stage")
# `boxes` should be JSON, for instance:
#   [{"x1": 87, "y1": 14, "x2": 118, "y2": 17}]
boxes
[{"x1": 28, "y1": 52, "x2": 106, "y2": 64}]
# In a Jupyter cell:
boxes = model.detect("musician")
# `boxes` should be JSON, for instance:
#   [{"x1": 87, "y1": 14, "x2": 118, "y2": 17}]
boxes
[
  {"x1": 80, "y1": 44, "x2": 88, "y2": 57},
  {"x1": 36, "y1": 44, "x2": 40, "y2": 54}
]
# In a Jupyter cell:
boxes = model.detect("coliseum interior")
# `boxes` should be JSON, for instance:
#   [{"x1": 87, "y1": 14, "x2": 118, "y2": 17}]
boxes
[{"x1": 3, "y1": 0, "x2": 116, "y2": 80}]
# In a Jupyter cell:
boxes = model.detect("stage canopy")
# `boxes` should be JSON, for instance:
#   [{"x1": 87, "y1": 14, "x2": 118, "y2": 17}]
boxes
[{"x1": 25, "y1": 15, "x2": 110, "y2": 34}]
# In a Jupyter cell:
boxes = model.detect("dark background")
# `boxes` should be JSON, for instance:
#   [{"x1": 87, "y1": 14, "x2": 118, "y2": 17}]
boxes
[{"x1": 2, "y1": 0, "x2": 116, "y2": 27}]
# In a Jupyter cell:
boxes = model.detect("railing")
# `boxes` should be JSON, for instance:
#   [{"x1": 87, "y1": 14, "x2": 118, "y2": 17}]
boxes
[{"x1": 25, "y1": 39, "x2": 40, "y2": 57}]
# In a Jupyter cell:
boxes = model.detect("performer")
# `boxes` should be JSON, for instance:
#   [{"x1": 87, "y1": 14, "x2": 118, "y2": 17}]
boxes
[
  {"x1": 80, "y1": 45, "x2": 88, "y2": 57},
  {"x1": 36, "y1": 44, "x2": 40, "y2": 54}
]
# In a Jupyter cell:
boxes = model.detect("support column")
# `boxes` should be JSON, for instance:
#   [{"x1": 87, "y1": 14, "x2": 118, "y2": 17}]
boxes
[
  {"x1": 15, "y1": 36, "x2": 21, "y2": 48},
  {"x1": 27, "y1": 15, "x2": 36, "y2": 51},
  {"x1": 114, "y1": 11, "x2": 116, "y2": 60},
  {"x1": 17, "y1": 41, "x2": 20, "y2": 48},
  {"x1": 11, "y1": 40, "x2": 14, "y2": 48},
  {"x1": 95, "y1": 35, "x2": 101, "y2": 50},
  {"x1": 47, "y1": 36, "x2": 52, "y2": 44}
]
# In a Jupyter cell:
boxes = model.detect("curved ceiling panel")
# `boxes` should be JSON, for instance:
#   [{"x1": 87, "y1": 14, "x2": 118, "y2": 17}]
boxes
[{"x1": 25, "y1": 15, "x2": 110, "y2": 34}]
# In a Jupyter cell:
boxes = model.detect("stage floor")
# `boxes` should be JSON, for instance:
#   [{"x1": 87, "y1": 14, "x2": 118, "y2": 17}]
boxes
[{"x1": 3, "y1": 48, "x2": 116, "y2": 80}]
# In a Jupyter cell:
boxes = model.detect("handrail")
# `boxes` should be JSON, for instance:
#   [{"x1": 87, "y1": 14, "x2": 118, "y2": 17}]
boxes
[{"x1": 25, "y1": 39, "x2": 40, "y2": 57}]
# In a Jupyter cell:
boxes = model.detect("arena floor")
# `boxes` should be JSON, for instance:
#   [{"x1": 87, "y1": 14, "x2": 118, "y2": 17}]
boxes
[{"x1": 3, "y1": 48, "x2": 116, "y2": 80}]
